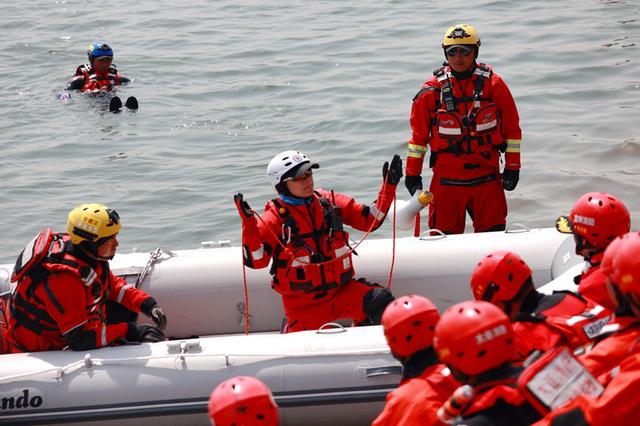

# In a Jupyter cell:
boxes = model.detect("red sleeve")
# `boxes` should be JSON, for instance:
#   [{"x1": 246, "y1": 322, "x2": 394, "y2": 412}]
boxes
[
  {"x1": 491, "y1": 73, "x2": 522, "y2": 170},
  {"x1": 406, "y1": 79, "x2": 439, "y2": 177},
  {"x1": 44, "y1": 272, "x2": 128, "y2": 348},
  {"x1": 513, "y1": 322, "x2": 564, "y2": 359},
  {"x1": 372, "y1": 376, "x2": 451, "y2": 426},
  {"x1": 241, "y1": 203, "x2": 282, "y2": 269},
  {"x1": 107, "y1": 272, "x2": 151, "y2": 312},
  {"x1": 318, "y1": 184, "x2": 397, "y2": 233}
]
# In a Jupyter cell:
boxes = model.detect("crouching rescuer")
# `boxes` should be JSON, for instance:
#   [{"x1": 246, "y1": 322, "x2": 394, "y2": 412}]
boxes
[
  {"x1": 4, "y1": 203, "x2": 166, "y2": 353},
  {"x1": 234, "y1": 151, "x2": 400, "y2": 333}
]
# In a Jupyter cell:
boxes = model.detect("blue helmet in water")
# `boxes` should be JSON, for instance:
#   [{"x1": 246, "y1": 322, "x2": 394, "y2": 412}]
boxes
[{"x1": 87, "y1": 41, "x2": 113, "y2": 63}]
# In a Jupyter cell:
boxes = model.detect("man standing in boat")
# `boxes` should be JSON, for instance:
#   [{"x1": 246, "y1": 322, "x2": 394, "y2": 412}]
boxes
[
  {"x1": 404, "y1": 24, "x2": 522, "y2": 234},
  {"x1": 234, "y1": 151, "x2": 399, "y2": 332},
  {"x1": 3, "y1": 203, "x2": 167, "y2": 353}
]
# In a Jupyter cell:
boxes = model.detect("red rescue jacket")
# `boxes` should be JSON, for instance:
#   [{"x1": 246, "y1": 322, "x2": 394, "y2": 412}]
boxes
[
  {"x1": 533, "y1": 343, "x2": 640, "y2": 426},
  {"x1": 578, "y1": 317, "x2": 640, "y2": 383},
  {"x1": 459, "y1": 367, "x2": 540, "y2": 426},
  {"x1": 406, "y1": 63, "x2": 521, "y2": 180},
  {"x1": 241, "y1": 184, "x2": 395, "y2": 297},
  {"x1": 575, "y1": 254, "x2": 616, "y2": 312},
  {"x1": 4, "y1": 232, "x2": 149, "y2": 353},
  {"x1": 75, "y1": 64, "x2": 123, "y2": 93},
  {"x1": 513, "y1": 291, "x2": 612, "y2": 358},
  {"x1": 372, "y1": 363, "x2": 457, "y2": 426}
]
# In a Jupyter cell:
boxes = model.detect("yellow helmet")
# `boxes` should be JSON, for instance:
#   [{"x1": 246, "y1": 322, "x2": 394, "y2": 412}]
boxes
[
  {"x1": 67, "y1": 203, "x2": 121, "y2": 245},
  {"x1": 442, "y1": 24, "x2": 481, "y2": 48}
]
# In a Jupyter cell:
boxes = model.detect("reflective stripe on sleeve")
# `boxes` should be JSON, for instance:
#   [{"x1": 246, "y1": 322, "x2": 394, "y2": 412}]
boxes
[
  {"x1": 101, "y1": 324, "x2": 107, "y2": 347},
  {"x1": 116, "y1": 284, "x2": 133, "y2": 303},
  {"x1": 505, "y1": 139, "x2": 521, "y2": 153},
  {"x1": 407, "y1": 143, "x2": 427, "y2": 159}
]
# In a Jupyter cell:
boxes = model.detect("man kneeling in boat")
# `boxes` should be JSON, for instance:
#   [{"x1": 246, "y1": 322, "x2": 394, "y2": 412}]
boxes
[
  {"x1": 3, "y1": 203, "x2": 166, "y2": 353},
  {"x1": 234, "y1": 151, "x2": 399, "y2": 333}
]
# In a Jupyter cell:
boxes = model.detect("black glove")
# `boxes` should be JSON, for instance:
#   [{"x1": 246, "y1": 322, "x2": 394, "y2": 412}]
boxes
[
  {"x1": 126, "y1": 323, "x2": 165, "y2": 343},
  {"x1": 140, "y1": 298, "x2": 167, "y2": 330},
  {"x1": 502, "y1": 169, "x2": 520, "y2": 191},
  {"x1": 405, "y1": 175, "x2": 423, "y2": 196},
  {"x1": 234, "y1": 193, "x2": 254, "y2": 218},
  {"x1": 382, "y1": 154, "x2": 403, "y2": 186}
]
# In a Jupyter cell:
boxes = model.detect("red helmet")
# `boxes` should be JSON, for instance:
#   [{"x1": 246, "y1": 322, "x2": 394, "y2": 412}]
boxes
[
  {"x1": 381, "y1": 294, "x2": 440, "y2": 358},
  {"x1": 607, "y1": 231, "x2": 640, "y2": 315},
  {"x1": 434, "y1": 301, "x2": 514, "y2": 376},
  {"x1": 208, "y1": 376, "x2": 279, "y2": 426},
  {"x1": 556, "y1": 192, "x2": 630, "y2": 253},
  {"x1": 470, "y1": 250, "x2": 532, "y2": 304}
]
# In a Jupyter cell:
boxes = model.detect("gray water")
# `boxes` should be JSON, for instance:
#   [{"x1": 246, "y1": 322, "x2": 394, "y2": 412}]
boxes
[{"x1": 1, "y1": 0, "x2": 639, "y2": 263}]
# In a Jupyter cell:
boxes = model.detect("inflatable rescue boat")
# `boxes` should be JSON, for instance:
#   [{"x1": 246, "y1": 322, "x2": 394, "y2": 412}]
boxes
[{"x1": 0, "y1": 226, "x2": 582, "y2": 425}]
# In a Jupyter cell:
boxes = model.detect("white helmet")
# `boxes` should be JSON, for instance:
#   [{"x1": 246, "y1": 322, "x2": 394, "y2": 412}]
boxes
[{"x1": 266, "y1": 150, "x2": 319, "y2": 186}]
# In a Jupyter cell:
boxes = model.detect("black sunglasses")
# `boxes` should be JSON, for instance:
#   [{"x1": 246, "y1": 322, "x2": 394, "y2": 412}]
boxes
[{"x1": 446, "y1": 46, "x2": 473, "y2": 57}]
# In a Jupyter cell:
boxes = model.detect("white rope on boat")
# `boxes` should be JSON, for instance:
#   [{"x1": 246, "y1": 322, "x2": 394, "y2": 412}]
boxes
[{"x1": 0, "y1": 347, "x2": 390, "y2": 384}]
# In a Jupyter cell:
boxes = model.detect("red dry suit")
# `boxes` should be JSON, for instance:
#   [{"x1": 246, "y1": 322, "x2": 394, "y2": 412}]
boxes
[
  {"x1": 574, "y1": 253, "x2": 616, "y2": 312},
  {"x1": 241, "y1": 185, "x2": 396, "y2": 332},
  {"x1": 457, "y1": 366, "x2": 541, "y2": 426},
  {"x1": 512, "y1": 291, "x2": 612, "y2": 359},
  {"x1": 4, "y1": 233, "x2": 151, "y2": 353},
  {"x1": 372, "y1": 358, "x2": 458, "y2": 426},
  {"x1": 75, "y1": 64, "x2": 125, "y2": 93},
  {"x1": 406, "y1": 63, "x2": 521, "y2": 234},
  {"x1": 532, "y1": 344, "x2": 640, "y2": 426},
  {"x1": 578, "y1": 316, "x2": 640, "y2": 383}
]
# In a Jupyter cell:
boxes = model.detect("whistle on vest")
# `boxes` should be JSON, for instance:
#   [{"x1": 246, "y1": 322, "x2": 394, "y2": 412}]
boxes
[{"x1": 437, "y1": 384, "x2": 474, "y2": 424}]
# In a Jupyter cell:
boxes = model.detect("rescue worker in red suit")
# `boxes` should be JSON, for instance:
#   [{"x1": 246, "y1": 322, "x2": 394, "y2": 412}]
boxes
[
  {"x1": 372, "y1": 295, "x2": 458, "y2": 426},
  {"x1": 434, "y1": 300, "x2": 541, "y2": 426},
  {"x1": 470, "y1": 250, "x2": 611, "y2": 358},
  {"x1": 3, "y1": 203, "x2": 166, "y2": 353},
  {"x1": 404, "y1": 24, "x2": 522, "y2": 234},
  {"x1": 532, "y1": 231, "x2": 640, "y2": 426},
  {"x1": 556, "y1": 192, "x2": 631, "y2": 311},
  {"x1": 65, "y1": 41, "x2": 130, "y2": 93},
  {"x1": 208, "y1": 376, "x2": 278, "y2": 426},
  {"x1": 234, "y1": 151, "x2": 399, "y2": 333}
]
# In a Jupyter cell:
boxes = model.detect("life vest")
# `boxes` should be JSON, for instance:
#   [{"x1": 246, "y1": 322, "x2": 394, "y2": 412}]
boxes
[
  {"x1": 76, "y1": 64, "x2": 121, "y2": 93},
  {"x1": 462, "y1": 376, "x2": 526, "y2": 418},
  {"x1": 517, "y1": 347, "x2": 604, "y2": 416},
  {"x1": 536, "y1": 291, "x2": 611, "y2": 348},
  {"x1": 6, "y1": 230, "x2": 108, "y2": 352},
  {"x1": 430, "y1": 63, "x2": 503, "y2": 155},
  {"x1": 268, "y1": 193, "x2": 355, "y2": 296}
]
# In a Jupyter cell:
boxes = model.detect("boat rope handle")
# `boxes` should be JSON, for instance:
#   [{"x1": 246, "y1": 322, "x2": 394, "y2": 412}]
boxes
[
  {"x1": 0, "y1": 348, "x2": 393, "y2": 384},
  {"x1": 135, "y1": 248, "x2": 162, "y2": 288}
]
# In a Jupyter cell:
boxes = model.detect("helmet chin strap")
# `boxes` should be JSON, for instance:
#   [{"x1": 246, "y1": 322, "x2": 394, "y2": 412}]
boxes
[{"x1": 78, "y1": 238, "x2": 114, "y2": 261}]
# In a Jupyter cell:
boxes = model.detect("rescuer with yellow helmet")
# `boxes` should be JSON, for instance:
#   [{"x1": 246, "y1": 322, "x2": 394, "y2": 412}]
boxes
[
  {"x1": 405, "y1": 24, "x2": 522, "y2": 235},
  {"x1": 4, "y1": 203, "x2": 167, "y2": 353}
]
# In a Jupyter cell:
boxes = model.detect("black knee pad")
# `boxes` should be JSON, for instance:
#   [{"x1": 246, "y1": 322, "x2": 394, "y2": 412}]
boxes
[{"x1": 362, "y1": 286, "x2": 395, "y2": 325}]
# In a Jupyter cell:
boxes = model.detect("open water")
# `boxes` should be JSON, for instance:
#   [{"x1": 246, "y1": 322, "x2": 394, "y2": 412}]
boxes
[{"x1": 1, "y1": 0, "x2": 639, "y2": 263}]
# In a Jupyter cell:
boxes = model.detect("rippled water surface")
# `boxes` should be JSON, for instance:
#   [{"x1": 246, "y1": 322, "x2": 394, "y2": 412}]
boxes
[{"x1": 1, "y1": 0, "x2": 638, "y2": 262}]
